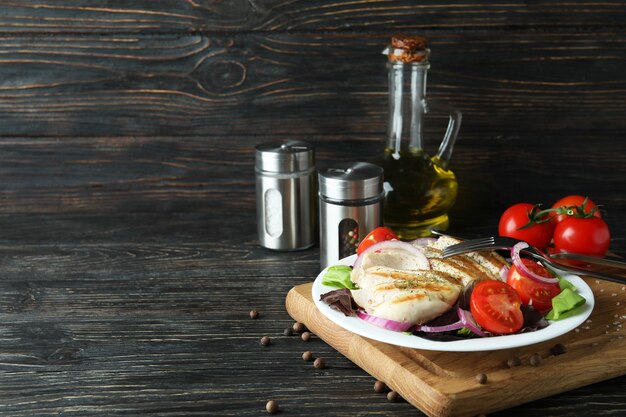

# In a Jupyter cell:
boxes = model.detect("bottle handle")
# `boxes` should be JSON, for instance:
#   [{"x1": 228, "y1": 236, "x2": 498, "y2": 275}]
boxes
[{"x1": 426, "y1": 100, "x2": 462, "y2": 169}]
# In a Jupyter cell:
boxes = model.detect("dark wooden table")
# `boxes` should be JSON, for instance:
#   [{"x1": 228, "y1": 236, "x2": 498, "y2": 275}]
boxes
[
  {"x1": 1, "y1": 1, "x2": 626, "y2": 416},
  {"x1": 2, "y1": 211, "x2": 624, "y2": 416}
]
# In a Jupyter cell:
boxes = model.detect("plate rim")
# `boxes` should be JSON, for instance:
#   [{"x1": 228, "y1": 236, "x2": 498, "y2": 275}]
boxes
[{"x1": 312, "y1": 254, "x2": 595, "y2": 352}]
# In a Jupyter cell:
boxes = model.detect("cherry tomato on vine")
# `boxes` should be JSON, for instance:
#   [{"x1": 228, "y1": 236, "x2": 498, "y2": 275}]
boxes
[
  {"x1": 553, "y1": 216, "x2": 610, "y2": 257},
  {"x1": 356, "y1": 227, "x2": 398, "y2": 255},
  {"x1": 506, "y1": 258, "x2": 561, "y2": 311},
  {"x1": 470, "y1": 280, "x2": 524, "y2": 334},
  {"x1": 498, "y1": 203, "x2": 555, "y2": 249},
  {"x1": 552, "y1": 195, "x2": 601, "y2": 224}
]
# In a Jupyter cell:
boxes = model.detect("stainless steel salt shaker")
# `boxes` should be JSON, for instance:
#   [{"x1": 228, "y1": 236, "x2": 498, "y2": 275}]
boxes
[
  {"x1": 318, "y1": 162, "x2": 384, "y2": 268},
  {"x1": 255, "y1": 141, "x2": 316, "y2": 251}
]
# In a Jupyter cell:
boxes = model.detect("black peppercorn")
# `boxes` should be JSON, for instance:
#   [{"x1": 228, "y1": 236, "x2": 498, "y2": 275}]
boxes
[
  {"x1": 249, "y1": 310, "x2": 259, "y2": 319},
  {"x1": 266, "y1": 400, "x2": 279, "y2": 414},
  {"x1": 260, "y1": 336, "x2": 271, "y2": 346},
  {"x1": 476, "y1": 373, "x2": 488, "y2": 384},
  {"x1": 387, "y1": 391, "x2": 399, "y2": 402},
  {"x1": 530, "y1": 353, "x2": 542, "y2": 366},
  {"x1": 374, "y1": 380, "x2": 387, "y2": 393},
  {"x1": 302, "y1": 351, "x2": 313, "y2": 362},
  {"x1": 507, "y1": 356, "x2": 521, "y2": 368},
  {"x1": 283, "y1": 327, "x2": 293, "y2": 337},
  {"x1": 301, "y1": 331, "x2": 311, "y2": 342},
  {"x1": 293, "y1": 322, "x2": 307, "y2": 333},
  {"x1": 550, "y1": 343, "x2": 567, "y2": 356},
  {"x1": 313, "y1": 357, "x2": 326, "y2": 369}
]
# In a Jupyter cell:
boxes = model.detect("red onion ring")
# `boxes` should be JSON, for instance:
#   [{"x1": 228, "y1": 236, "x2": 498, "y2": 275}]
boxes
[
  {"x1": 499, "y1": 265, "x2": 510, "y2": 281},
  {"x1": 414, "y1": 320, "x2": 464, "y2": 333},
  {"x1": 353, "y1": 239, "x2": 430, "y2": 270},
  {"x1": 356, "y1": 310, "x2": 414, "y2": 332},
  {"x1": 457, "y1": 308, "x2": 487, "y2": 337},
  {"x1": 511, "y1": 242, "x2": 559, "y2": 284}
]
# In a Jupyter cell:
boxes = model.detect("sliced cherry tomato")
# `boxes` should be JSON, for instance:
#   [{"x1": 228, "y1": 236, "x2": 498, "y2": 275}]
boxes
[
  {"x1": 470, "y1": 280, "x2": 524, "y2": 334},
  {"x1": 553, "y1": 216, "x2": 610, "y2": 257},
  {"x1": 506, "y1": 258, "x2": 561, "y2": 311},
  {"x1": 356, "y1": 227, "x2": 398, "y2": 255},
  {"x1": 498, "y1": 203, "x2": 554, "y2": 249},
  {"x1": 552, "y1": 195, "x2": 601, "y2": 224}
]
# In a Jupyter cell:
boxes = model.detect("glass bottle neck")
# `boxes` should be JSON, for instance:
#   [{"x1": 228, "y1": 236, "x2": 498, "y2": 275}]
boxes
[{"x1": 386, "y1": 60, "x2": 430, "y2": 159}]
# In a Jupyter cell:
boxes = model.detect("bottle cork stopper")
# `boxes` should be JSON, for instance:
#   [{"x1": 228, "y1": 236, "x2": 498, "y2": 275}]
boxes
[{"x1": 388, "y1": 35, "x2": 429, "y2": 63}]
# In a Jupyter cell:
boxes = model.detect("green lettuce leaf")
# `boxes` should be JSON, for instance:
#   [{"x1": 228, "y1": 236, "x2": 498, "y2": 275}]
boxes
[
  {"x1": 546, "y1": 288, "x2": 586, "y2": 321},
  {"x1": 558, "y1": 277, "x2": 576, "y2": 292},
  {"x1": 457, "y1": 327, "x2": 480, "y2": 338},
  {"x1": 322, "y1": 265, "x2": 357, "y2": 290}
]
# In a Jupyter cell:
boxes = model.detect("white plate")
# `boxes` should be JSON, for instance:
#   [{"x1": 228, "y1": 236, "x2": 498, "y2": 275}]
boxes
[{"x1": 312, "y1": 255, "x2": 594, "y2": 352}]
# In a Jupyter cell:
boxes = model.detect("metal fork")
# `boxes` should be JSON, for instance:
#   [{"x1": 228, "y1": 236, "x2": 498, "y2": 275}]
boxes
[{"x1": 442, "y1": 235, "x2": 626, "y2": 285}]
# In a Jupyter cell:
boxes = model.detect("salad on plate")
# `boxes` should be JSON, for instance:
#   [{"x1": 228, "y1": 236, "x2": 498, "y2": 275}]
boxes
[{"x1": 318, "y1": 227, "x2": 591, "y2": 345}]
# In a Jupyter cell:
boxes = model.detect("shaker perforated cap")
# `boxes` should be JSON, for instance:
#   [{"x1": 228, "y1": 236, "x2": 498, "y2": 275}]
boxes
[
  {"x1": 318, "y1": 162, "x2": 384, "y2": 201},
  {"x1": 255, "y1": 141, "x2": 314, "y2": 174}
]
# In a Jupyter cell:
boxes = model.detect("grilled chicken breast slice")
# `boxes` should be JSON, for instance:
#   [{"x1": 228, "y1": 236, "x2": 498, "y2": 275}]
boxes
[
  {"x1": 351, "y1": 266, "x2": 462, "y2": 324},
  {"x1": 423, "y1": 236, "x2": 508, "y2": 283}
]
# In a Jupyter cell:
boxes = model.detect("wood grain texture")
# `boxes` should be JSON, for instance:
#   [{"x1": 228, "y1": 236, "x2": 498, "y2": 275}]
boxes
[
  {"x1": 1, "y1": 32, "x2": 626, "y2": 137},
  {"x1": 0, "y1": 1, "x2": 625, "y2": 33},
  {"x1": 0, "y1": 31, "x2": 624, "y2": 219},
  {"x1": 0, "y1": 135, "x2": 624, "y2": 225}
]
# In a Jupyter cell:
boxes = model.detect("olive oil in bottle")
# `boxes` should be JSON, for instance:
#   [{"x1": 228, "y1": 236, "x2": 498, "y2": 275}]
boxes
[
  {"x1": 377, "y1": 36, "x2": 461, "y2": 240},
  {"x1": 375, "y1": 150, "x2": 457, "y2": 239}
]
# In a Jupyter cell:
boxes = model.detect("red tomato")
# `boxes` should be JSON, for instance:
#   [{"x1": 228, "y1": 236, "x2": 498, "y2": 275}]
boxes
[
  {"x1": 553, "y1": 216, "x2": 610, "y2": 257},
  {"x1": 498, "y1": 203, "x2": 554, "y2": 249},
  {"x1": 506, "y1": 258, "x2": 561, "y2": 311},
  {"x1": 470, "y1": 280, "x2": 524, "y2": 334},
  {"x1": 356, "y1": 227, "x2": 398, "y2": 255},
  {"x1": 552, "y1": 195, "x2": 601, "y2": 224}
]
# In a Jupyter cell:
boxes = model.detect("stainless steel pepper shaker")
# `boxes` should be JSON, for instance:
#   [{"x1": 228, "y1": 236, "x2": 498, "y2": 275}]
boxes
[
  {"x1": 318, "y1": 162, "x2": 384, "y2": 268},
  {"x1": 255, "y1": 141, "x2": 316, "y2": 251}
]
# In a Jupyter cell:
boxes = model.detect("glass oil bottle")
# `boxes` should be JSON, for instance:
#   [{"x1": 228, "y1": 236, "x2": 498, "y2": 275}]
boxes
[{"x1": 373, "y1": 36, "x2": 462, "y2": 240}]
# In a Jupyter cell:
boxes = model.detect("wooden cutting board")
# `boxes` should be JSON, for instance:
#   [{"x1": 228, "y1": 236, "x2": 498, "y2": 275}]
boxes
[{"x1": 285, "y1": 279, "x2": 626, "y2": 417}]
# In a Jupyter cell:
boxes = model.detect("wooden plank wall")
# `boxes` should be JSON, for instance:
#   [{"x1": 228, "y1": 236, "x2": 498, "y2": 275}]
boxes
[{"x1": 0, "y1": 1, "x2": 625, "y2": 234}]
